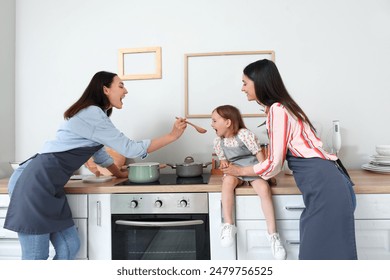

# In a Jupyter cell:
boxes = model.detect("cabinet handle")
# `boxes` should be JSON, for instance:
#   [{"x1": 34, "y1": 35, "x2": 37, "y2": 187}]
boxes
[
  {"x1": 285, "y1": 206, "x2": 305, "y2": 211},
  {"x1": 286, "y1": 240, "x2": 300, "y2": 245},
  {"x1": 0, "y1": 206, "x2": 8, "y2": 210},
  {"x1": 96, "y1": 201, "x2": 101, "y2": 227}
]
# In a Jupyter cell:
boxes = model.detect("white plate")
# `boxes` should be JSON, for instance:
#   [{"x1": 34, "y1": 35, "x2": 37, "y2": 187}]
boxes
[
  {"x1": 70, "y1": 175, "x2": 89, "y2": 180},
  {"x1": 82, "y1": 175, "x2": 113, "y2": 183},
  {"x1": 370, "y1": 160, "x2": 390, "y2": 166},
  {"x1": 361, "y1": 163, "x2": 390, "y2": 174},
  {"x1": 370, "y1": 155, "x2": 390, "y2": 160}
]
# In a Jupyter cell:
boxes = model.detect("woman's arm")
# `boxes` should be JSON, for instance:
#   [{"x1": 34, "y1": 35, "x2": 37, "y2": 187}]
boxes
[
  {"x1": 146, "y1": 118, "x2": 187, "y2": 153},
  {"x1": 105, "y1": 163, "x2": 128, "y2": 178}
]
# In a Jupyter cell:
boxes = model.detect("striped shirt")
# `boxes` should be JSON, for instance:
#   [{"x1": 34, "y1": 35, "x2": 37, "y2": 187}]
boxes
[{"x1": 254, "y1": 103, "x2": 337, "y2": 180}]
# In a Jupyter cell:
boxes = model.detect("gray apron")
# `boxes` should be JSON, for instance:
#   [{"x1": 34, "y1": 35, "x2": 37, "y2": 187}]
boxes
[
  {"x1": 220, "y1": 136, "x2": 260, "y2": 181},
  {"x1": 286, "y1": 150, "x2": 357, "y2": 260},
  {"x1": 4, "y1": 145, "x2": 103, "y2": 234}
]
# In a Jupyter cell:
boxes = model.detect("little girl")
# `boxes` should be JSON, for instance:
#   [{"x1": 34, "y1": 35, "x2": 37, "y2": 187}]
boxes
[{"x1": 211, "y1": 105, "x2": 286, "y2": 260}]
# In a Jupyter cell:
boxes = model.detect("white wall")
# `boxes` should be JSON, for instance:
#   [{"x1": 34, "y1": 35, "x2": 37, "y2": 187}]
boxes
[
  {"x1": 14, "y1": 0, "x2": 390, "y2": 169},
  {"x1": 0, "y1": 0, "x2": 15, "y2": 178}
]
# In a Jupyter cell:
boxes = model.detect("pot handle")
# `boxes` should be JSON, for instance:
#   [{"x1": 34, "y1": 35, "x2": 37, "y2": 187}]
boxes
[
  {"x1": 159, "y1": 164, "x2": 167, "y2": 169},
  {"x1": 202, "y1": 161, "x2": 212, "y2": 168},
  {"x1": 166, "y1": 163, "x2": 177, "y2": 169}
]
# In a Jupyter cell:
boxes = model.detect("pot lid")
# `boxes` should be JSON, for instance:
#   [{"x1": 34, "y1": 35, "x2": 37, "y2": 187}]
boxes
[{"x1": 177, "y1": 156, "x2": 202, "y2": 166}]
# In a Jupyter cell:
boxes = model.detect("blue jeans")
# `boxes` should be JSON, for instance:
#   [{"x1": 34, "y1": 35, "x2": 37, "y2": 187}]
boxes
[{"x1": 18, "y1": 225, "x2": 80, "y2": 260}]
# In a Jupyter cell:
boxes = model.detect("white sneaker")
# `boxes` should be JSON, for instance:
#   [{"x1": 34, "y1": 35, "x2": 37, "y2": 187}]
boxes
[
  {"x1": 267, "y1": 232, "x2": 287, "y2": 260},
  {"x1": 220, "y1": 223, "x2": 237, "y2": 247}
]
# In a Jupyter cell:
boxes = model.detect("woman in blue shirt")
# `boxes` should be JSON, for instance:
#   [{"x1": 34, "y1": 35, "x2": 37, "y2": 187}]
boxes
[{"x1": 4, "y1": 71, "x2": 187, "y2": 260}]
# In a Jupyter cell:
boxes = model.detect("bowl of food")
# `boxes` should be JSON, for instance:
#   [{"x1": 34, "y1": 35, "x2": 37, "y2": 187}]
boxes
[
  {"x1": 376, "y1": 145, "x2": 390, "y2": 156},
  {"x1": 9, "y1": 162, "x2": 21, "y2": 171}
]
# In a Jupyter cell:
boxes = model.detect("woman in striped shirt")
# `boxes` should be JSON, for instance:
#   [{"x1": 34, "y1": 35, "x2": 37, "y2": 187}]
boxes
[{"x1": 221, "y1": 59, "x2": 357, "y2": 260}]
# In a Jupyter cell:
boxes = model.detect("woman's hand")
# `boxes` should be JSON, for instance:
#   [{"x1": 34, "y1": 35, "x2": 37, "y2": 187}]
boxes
[
  {"x1": 221, "y1": 164, "x2": 257, "y2": 177},
  {"x1": 220, "y1": 163, "x2": 242, "y2": 177},
  {"x1": 169, "y1": 117, "x2": 187, "y2": 140}
]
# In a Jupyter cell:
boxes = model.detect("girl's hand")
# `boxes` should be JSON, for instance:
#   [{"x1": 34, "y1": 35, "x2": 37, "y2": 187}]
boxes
[{"x1": 219, "y1": 160, "x2": 230, "y2": 169}]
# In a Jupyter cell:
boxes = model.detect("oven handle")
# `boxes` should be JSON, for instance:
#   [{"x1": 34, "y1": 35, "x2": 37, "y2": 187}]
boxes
[{"x1": 115, "y1": 219, "x2": 204, "y2": 227}]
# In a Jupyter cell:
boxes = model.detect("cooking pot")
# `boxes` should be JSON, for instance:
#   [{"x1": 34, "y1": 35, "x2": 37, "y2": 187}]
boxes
[
  {"x1": 167, "y1": 156, "x2": 212, "y2": 177},
  {"x1": 127, "y1": 162, "x2": 161, "y2": 183}
]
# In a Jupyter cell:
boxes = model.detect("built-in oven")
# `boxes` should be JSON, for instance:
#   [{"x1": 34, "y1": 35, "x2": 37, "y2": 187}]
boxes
[{"x1": 112, "y1": 174, "x2": 211, "y2": 260}]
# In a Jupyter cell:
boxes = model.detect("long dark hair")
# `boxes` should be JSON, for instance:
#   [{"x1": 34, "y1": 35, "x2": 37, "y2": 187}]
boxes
[
  {"x1": 64, "y1": 71, "x2": 116, "y2": 119},
  {"x1": 213, "y1": 105, "x2": 247, "y2": 135},
  {"x1": 243, "y1": 59, "x2": 316, "y2": 131}
]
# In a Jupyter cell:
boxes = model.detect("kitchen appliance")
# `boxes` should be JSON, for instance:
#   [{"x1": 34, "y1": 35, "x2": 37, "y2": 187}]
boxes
[
  {"x1": 110, "y1": 192, "x2": 210, "y2": 260},
  {"x1": 332, "y1": 120, "x2": 341, "y2": 155},
  {"x1": 115, "y1": 173, "x2": 211, "y2": 186}
]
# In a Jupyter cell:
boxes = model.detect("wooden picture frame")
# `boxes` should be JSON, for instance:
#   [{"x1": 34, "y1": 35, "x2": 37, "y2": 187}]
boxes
[
  {"x1": 118, "y1": 47, "x2": 162, "y2": 80},
  {"x1": 184, "y1": 50, "x2": 275, "y2": 118}
]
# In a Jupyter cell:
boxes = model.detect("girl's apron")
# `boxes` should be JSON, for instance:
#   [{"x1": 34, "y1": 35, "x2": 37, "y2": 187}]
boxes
[
  {"x1": 221, "y1": 136, "x2": 260, "y2": 181},
  {"x1": 4, "y1": 145, "x2": 103, "y2": 234},
  {"x1": 286, "y1": 150, "x2": 358, "y2": 260}
]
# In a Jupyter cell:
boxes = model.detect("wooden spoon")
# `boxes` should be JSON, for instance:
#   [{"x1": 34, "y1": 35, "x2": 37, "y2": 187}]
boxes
[{"x1": 176, "y1": 117, "x2": 207, "y2": 134}]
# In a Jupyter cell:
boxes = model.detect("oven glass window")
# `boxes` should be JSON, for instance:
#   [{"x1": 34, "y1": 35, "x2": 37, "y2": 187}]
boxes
[{"x1": 111, "y1": 214, "x2": 210, "y2": 260}]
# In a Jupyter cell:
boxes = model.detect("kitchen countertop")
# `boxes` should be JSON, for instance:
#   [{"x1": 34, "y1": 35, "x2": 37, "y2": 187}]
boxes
[{"x1": 1, "y1": 170, "x2": 390, "y2": 195}]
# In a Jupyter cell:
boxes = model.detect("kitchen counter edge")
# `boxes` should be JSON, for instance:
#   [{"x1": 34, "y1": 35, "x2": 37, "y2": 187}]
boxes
[{"x1": 1, "y1": 170, "x2": 390, "y2": 195}]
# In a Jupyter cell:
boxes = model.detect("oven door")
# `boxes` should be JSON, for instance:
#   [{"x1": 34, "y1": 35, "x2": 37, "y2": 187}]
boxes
[{"x1": 111, "y1": 214, "x2": 210, "y2": 260}]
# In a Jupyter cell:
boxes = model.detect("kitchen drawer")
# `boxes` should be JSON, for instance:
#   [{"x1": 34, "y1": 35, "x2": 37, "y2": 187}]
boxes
[
  {"x1": 0, "y1": 195, "x2": 10, "y2": 218},
  {"x1": 0, "y1": 218, "x2": 18, "y2": 239},
  {"x1": 1, "y1": 194, "x2": 87, "y2": 218},
  {"x1": 355, "y1": 194, "x2": 390, "y2": 219},
  {"x1": 236, "y1": 195, "x2": 304, "y2": 220}
]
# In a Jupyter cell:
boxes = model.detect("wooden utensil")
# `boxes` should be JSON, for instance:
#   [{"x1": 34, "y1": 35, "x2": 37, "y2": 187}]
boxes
[{"x1": 176, "y1": 117, "x2": 207, "y2": 134}]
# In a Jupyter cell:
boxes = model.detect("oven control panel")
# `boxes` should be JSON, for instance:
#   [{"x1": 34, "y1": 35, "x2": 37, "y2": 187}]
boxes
[{"x1": 111, "y1": 193, "x2": 209, "y2": 214}]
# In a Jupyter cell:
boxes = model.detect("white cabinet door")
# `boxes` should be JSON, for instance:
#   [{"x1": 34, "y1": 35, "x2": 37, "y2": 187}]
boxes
[
  {"x1": 88, "y1": 194, "x2": 111, "y2": 260},
  {"x1": 235, "y1": 195, "x2": 303, "y2": 260},
  {"x1": 208, "y1": 192, "x2": 236, "y2": 260},
  {"x1": 236, "y1": 220, "x2": 300, "y2": 260},
  {"x1": 355, "y1": 220, "x2": 390, "y2": 260}
]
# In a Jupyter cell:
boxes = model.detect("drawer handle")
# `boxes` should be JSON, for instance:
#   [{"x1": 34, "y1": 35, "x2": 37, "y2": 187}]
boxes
[
  {"x1": 286, "y1": 240, "x2": 300, "y2": 245},
  {"x1": 285, "y1": 206, "x2": 305, "y2": 211},
  {"x1": 0, "y1": 237, "x2": 19, "y2": 240}
]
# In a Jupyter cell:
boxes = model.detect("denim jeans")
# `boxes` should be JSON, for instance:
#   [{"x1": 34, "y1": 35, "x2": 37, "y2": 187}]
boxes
[{"x1": 18, "y1": 225, "x2": 80, "y2": 260}]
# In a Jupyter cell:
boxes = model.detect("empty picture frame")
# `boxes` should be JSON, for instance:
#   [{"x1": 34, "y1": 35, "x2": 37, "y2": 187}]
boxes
[
  {"x1": 185, "y1": 50, "x2": 275, "y2": 118},
  {"x1": 118, "y1": 47, "x2": 162, "y2": 80}
]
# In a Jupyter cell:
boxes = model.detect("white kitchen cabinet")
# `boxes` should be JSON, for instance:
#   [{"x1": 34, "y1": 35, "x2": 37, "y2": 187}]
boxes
[
  {"x1": 235, "y1": 195, "x2": 303, "y2": 260},
  {"x1": 208, "y1": 192, "x2": 236, "y2": 260},
  {"x1": 0, "y1": 194, "x2": 88, "y2": 260},
  {"x1": 235, "y1": 194, "x2": 390, "y2": 260},
  {"x1": 354, "y1": 194, "x2": 390, "y2": 260},
  {"x1": 88, "y1": 194, "x2": 111, "y2": 260}
]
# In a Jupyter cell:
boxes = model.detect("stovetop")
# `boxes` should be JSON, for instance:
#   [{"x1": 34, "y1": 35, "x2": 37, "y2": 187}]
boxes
[{"x1": 115, "y1": 173, "x2": 211, "y2": 186}]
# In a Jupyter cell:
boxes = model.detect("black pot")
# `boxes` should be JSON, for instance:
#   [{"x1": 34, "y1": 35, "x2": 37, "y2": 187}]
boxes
[{"x1": 167, "y1": 156, "x2": 212, "y2": 177}]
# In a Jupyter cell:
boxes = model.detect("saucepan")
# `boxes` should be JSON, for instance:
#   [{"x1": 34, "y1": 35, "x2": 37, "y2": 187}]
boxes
[
  {"x1": 167, "y1": 156, "x2": 212, "y2": 177},
  {"x1": 127, "y1": 162, "x2": 165, "y2": 183}
]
